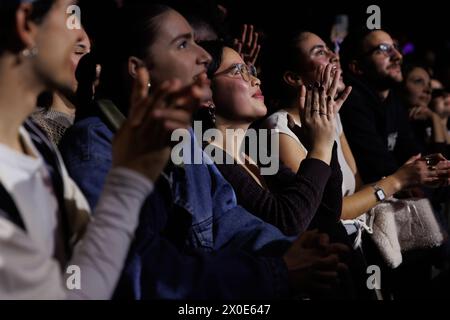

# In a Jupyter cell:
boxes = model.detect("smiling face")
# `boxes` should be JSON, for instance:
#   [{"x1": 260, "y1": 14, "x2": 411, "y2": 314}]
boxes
[
  {"x1": 404, "y1": 67, "x2": 432, "y2": 108},
  {"x1": 360, "y1": 30, "x2": 403, "y2": 85},
  {"x1": 69, "y1": 27, "x2": 90, "y2": 91},
  {"x1": 211, "y1": 47, "x2": 267, "y2": 123},
  {"x1": 30, "y1": 0, "x2": 84, "y2": 93},
  {"x1": 144, "y1": 9, "x2": 212, "y2": 87},
  {"x1": 295, "y1": 32, "x2": 345, "y2": 92}
]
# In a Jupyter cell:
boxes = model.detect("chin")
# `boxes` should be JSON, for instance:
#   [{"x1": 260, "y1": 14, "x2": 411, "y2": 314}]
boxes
[{"x1": 388, "y1": 71, "x2": 403, "y2": 83}]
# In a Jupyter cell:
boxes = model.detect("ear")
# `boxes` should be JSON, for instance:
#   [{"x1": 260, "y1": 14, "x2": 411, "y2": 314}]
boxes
[
  {"x1": 128, "y1": 56, "x2": 150, "y2": 80},
  {"x1": 15, "y1": 3, "x2": 39, "y2": 50},
  {"x1": 348, "y1": 60, "x2": 364, "y2": 76},
  {"x1": 283, "y1": 71, "x2": 303, "y2": 88}
]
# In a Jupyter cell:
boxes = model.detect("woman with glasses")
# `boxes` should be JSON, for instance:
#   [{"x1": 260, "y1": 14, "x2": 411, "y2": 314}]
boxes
[
  {"x1": 197, "y1": 40, "x2": 369, "y2": 299},
  {"x1": 197, "y1": 40, "x2": 345, "y2": 239}
]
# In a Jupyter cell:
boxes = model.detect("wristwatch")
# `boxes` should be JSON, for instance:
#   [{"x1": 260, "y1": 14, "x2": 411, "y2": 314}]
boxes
[{"x1": 373, "y1": 185, "x2": 386, "y2": 202}]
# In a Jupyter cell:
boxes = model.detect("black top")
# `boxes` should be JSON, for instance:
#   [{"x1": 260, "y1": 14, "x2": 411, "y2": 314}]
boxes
[
  {"x1": 212, "y1": 143, "x2": 344, "y2": 238},
  {"x1": 340, "y1": 75, "x2": 422, "y2": 184}
]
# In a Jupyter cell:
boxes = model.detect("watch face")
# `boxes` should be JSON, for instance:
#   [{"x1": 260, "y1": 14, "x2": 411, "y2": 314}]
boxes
[{"x1": 376, "y1": 189, "x2": 385, "y2": 200}]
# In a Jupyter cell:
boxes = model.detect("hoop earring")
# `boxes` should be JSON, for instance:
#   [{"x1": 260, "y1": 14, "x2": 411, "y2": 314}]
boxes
[{"x1": 22, "y1": 47, "x2": 39, "y2": 58}]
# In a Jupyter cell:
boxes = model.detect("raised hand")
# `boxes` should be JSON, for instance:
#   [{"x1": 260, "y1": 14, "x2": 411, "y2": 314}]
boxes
[
  {"x1": 112, "y1": 67, "x2": 210, "y2": 181},
  {"x1": 409, "y1": 105, "x2": 433, "y2": 121},
  {"x1": 292, "y1": 67, "x2": 337, "y2": 164},
  {"x1": 313, "y1": 63, "x2": 352, "y2": 114},
  {"x1": 233, "y1": 24, "x2": 261, "y2": 66}
]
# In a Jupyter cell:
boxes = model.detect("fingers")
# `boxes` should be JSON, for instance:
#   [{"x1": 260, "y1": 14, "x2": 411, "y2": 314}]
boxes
[
  {"x1": 305, "y1": 86, "x2": 313, "y2": 122},
  {"x1": 319, "y1": 85, "x2": 330, "y2": 119},
  {"x1": 249, "y1": 32, "x2": 259, "y2": 56},
  {"x1": 247, "y1": 24, "x2": 254, "y2": 49},
  {"x1": 314, "y1": 65, "x2": 324, "y2": 87},
  {"x1": 326, "y1": 243, "x2": 351, "y2": 260},
  {"x1": 153, "y1": 109, "x2": 193, "y2": 131},
  {"x1": 328, "y1": 67, "x2": 341, "y2": 99},
  {"x1": 315, "y1": 87, "x2": 325, "y2": 117},
  {"x1": 298, "y1": 85, "x2": 307, "y2": 119},
  {"x1": 296, "y1": 229, "x2": 320, "y2": 248},
  {"x1": 322, "y1": 64, "x2": 332, "y2": 91},
  {"x1": 236, "y1": 42, "x2": 243, "y2": 56},
  {"x1": 406, "y1": 153, "x2": 422, "y2": 165},
  {"x1": 434, "y1": 153, "x2": 448, "y2": 161},
  {"x1": 241, "y1": 24, "x2": 248, "y2": 44},
  {"x1": 251, "y1": 44, "x2": 261, "y2": 65},
  {"x1": 334, "y1": 86, "x2": 352, "y2": 114},
  {"x1": 235, "y1": 24, "x2": 261, "y2": 64}
]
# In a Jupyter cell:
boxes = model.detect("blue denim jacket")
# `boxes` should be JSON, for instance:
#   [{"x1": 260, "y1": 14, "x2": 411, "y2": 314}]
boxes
[{"x1": 60, "y1": 116, "x2": 293, "y2": 299}]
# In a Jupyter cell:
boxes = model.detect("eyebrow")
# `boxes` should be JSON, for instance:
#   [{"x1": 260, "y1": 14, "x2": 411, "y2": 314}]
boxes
[
  {"x1": 170, "y1": 32, "x2": 193, "y2": 45},
  {"x1": 310, "y1": 44, "x2": 326, "y2": 54}
]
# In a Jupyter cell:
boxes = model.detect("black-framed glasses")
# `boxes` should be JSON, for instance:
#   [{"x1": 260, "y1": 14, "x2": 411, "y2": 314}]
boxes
[
  {"x1": 364, "y1": 43, "x2": 400, "y2": 57},
  {"x1": 213, "y1": 63, "x2": 258, "y2": 82}
]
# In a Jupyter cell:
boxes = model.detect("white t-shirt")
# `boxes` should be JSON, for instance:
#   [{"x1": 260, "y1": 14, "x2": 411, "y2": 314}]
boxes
[
  {"x1": 0, "y1": 127, "x2": 154, "y2": 299},
  {"x1": 264, "y1": 110, "x2": 356, "y2": 196},
  {"x1": 0, "y1": 128, "x2": 58, "y2": 256}
]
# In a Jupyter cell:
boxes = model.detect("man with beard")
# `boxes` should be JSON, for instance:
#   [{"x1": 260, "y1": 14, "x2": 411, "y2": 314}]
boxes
[{"x1": 339, "y1": 29, "x2": 423, "y2": 184}]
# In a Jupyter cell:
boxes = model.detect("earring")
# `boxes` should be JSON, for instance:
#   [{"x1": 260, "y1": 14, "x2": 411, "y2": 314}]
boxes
[
  {"x1": 208, "y1": 103, "x2": 216, "y2": 124},
  {"x1": 147, "y1": 82, "x2": 152, "y2": 88},
  {"x1": 22, "y1": 47, "x2": 39, "y2": 58}
]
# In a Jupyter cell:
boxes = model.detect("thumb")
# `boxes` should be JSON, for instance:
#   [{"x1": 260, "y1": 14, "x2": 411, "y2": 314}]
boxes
[{"x1": 406, "y1": 153, "x2": 422, "y2": 164}]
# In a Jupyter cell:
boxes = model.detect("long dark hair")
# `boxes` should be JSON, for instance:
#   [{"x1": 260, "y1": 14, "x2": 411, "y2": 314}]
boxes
[
  {"x1": 0, "y1": 0, "x2": 55, "y2": 55},
  {"x1": 95, "y1": 3, "x2": 173, "y2": 115},
  {"x1": 193, "y1": 40, "x2": 227, "y2": 131},
  {"x1": 259, "y1": 28, "x2": 310, "y2": 112}
]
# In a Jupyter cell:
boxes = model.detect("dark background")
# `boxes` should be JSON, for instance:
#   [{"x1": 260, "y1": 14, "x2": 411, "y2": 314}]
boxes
[{"x1": 79, "y1": 0, "x2": 450, "y2": 85}]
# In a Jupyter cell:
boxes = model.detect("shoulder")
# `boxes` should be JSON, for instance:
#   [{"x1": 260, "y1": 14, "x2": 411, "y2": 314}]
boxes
[{"x1": 263, "y1": 110, "x2": 288, "y2": 130}]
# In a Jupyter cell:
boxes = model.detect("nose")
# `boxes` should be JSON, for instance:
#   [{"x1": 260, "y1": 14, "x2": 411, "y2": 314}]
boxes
[
  {"x1": 196, "y1": 44, "x2": 212, "y2": 68},
  {"x1": 390, "y1": 46, "x2": 403, "y2": 61},
  {"x1": 329, "y1": 50, "x2": 339, "y2": 64},
  {"x1": 251, "y1": 75, "x2": 261, "y2": 87}
]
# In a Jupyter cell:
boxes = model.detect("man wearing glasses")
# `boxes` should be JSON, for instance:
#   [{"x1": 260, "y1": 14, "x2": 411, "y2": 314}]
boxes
[{"x1": 337, "y1": 29, "x2": 422, "y2": 185}]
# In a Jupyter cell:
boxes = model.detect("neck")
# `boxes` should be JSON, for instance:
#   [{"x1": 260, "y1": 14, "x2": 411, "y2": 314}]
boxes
[
  {"x1": 213, "y1": 117, "x2": 251, "y2": 159},
  {"x1": 0, "y1": 55, "x2": 44, "y2": 152},
  {"x1": 52, "y1": 93, "x2": 76, "y2": 117},
  {"x1": 359, "y1": 75, "x2": 391, "y2": 101}
]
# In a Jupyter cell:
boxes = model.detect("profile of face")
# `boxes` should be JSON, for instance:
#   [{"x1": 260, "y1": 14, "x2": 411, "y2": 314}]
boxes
[
  {"x1": 404, "y1": 67, "x2": 431, "y2": 108},
  {"x1": 211, "y1": 47, "x2": 266, "y2": 122},
  {"x1": 294, "y1": 32, "x2": 345, "y2": 92},
  {"x1": 69, "y1": 27, "x2": 91, "y2": 91},
  {"x1": 142, "y1": 9, "x2": 212, "y2": 88},
  {"x1": 360, "y1": 30, "x2": 403, "y2": 84},
  {"x1": 28, "y1": 0, "x2": 84, "y2": 93}
]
